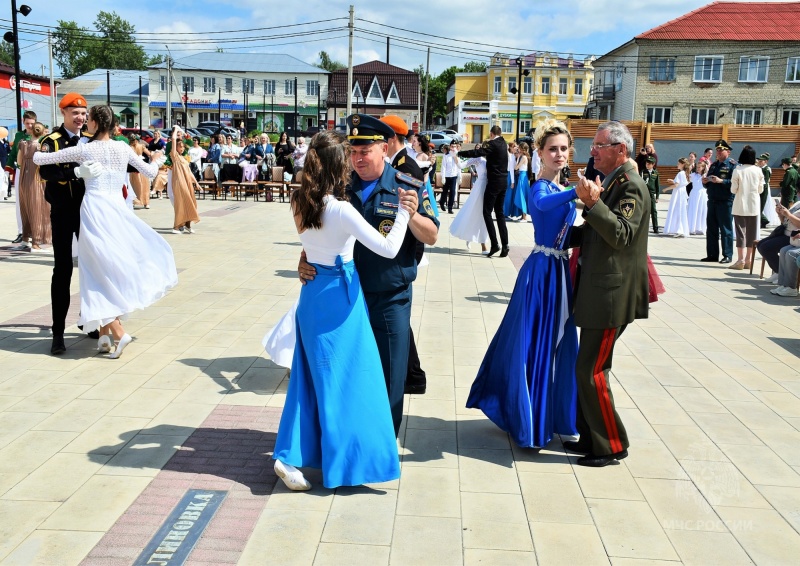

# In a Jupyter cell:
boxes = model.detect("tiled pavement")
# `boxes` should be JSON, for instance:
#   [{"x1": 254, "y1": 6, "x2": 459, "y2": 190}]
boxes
[{"x1": 0, "y1": 192, "x2": 799, "y2": 565}]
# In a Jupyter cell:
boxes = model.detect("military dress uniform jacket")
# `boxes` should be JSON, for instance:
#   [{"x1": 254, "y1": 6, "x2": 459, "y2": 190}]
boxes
[
  {"x1": 570, "y1": 160, "x2": 650, "y2": 329},
  {"x1": 348, "y1": 164, "x2": 439, "y2": 294},
  {"x1": 458, "y1": 137, "x2": 508, "y2": 183},
  {"x1": 642, "y1": 168, "x2": 660, "y2": 198},
  {"x1": 38, "y1": 125, "x2": 89, "y2": 210},
  {"x1": 6, "y1": 130, "x2": 30, "y2": 169},
  {"x1": 706, "y1": 157, "x2": 735, "y2": 202}
]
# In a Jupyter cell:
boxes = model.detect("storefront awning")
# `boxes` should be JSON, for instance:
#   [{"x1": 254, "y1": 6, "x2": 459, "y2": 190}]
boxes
[{"x1": 119, "y1": 107, "x2": 138, "y2": 115}]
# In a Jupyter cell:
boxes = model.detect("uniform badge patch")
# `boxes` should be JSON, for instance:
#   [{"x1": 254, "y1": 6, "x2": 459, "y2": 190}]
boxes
[
  {"x1": 423, "y1": 198, "x2": 434, "y2": 217},
  {"x1": 352, "y1": 115, "x2": 361, "y2": 126},
  {"x1": 619, "y1": 198, "x2": 635, "y2": 219},
  {"x1": 378, "y1": 218, "x2": 394, "y2": 237},
  {"x1": 40, "y1": 144, "x2": 49, "y2": 152},
  {"x1": 351, "y1": 127, "x2": 359, "y2": 136}
]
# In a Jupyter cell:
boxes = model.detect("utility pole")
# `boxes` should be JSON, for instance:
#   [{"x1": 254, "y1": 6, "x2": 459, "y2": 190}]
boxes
[
  {"x1": 293, "y1": 76, "x2": 298, "y2": 142},
  {"x1": 106, "y1": 70, "x2": 111, "y2": 106},
  {"x1": 317, "y1": 81, "x2": 321, "y2": 130},
  {"x1": 346, "y1": 5, "x2": 354, "y2": 117},
  {"x1": 165, "y1": 55, "x2": 171, "y2": 128},
  {"x1": 48, "y1": 31, "x2": 55, "y2": 128},
  {"x1": 423, "y1": 47, "x2": 430, "y2": 130},
  {"x1": 217, "y1": 88, "x2": 221, "y2": 131},
  {"x1": 386, "y1": 37, "x2": 389, "y2": 65},
  {"x1": 138, "y1": 76, "x2": 143, "y2": 136},
  {"x1": 183, "y1": 81, "x2": 188, "y2": 128},
  {"x1": 417, "y1": 82, "x2": 421, "y2": 133}
]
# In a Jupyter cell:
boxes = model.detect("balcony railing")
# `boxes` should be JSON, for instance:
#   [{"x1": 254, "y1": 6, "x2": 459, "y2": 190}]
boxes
[{"x1": 589, "y1": 85, "x2": 615, "y2": 102}]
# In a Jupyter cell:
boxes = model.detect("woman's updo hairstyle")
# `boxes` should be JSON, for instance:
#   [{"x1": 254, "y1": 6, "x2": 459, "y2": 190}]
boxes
[
  {"x1": 416, "y1": 134, "x2": 431, "y2": 154},
  {"x1": 89, "y1": 105, "x2": 114, "y2": 136},
  {"x1": 533, "y1": 118, "x2": 572, "y2": 152},
  {"x1": 31, "y1": 122, "x2": 46, "y2": 138},
  {"x1": 291, "y1": 130, "x2": 351, "y2": 230}
]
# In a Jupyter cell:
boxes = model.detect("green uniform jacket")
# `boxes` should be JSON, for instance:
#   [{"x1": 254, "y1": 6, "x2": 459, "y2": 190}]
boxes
[
  {"x1": 6, "y1": 131, "x2": 30, "y2": 169},
  {"x1": 762, "y1": 166, "x2": 771, "y2": 192},
  {"x1": 642, "y1": 168, "x2": 660, "y2": 198},
  {"x1": 570, "y1": 160, "x2": 650, "y2": 329},
  {"x1": 781, "y1": 166, "x2": 798, "y2": 204}
]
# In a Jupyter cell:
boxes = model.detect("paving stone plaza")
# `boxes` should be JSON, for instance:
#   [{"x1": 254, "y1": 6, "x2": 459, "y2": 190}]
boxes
[{"x1": 1, "y1": 192, "x2": 799, "y2": 565}]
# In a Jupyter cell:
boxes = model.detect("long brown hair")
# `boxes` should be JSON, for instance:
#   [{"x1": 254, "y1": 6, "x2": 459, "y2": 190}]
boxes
[{"x1": 291, "y1": 130, "x2": 351, "y2": 230}]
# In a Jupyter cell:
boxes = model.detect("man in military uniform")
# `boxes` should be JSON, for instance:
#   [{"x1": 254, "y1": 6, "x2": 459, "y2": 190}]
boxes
[
  {"x1": 701, "y1": 139, "x2": 736, "y2": 264},
  {"x1": 6, "y1": 110, "x2": 36, "y2": 245},
  {"x1": 298, "y1": 114, "x2": 439, "y2": 435},
  {"x1": 39, "y1": 93, "x2": 102, "y2": 354},
  {"x1": 758, "y1": 153, "x2": 772, "y2": 228},
  {"x1": 780, "y1": 157, "x2": 798, "y2": 208},
  {"x1": 641, "y1": 155, "x2": 660, "y2": 233},
  {"x1": 566, "y1": 121, "x2": 650, "y2": 467},
  {"x1": 458, "y1": 125, "x2": 509, "y2": 257},
  {"x1": 381, "y1": 115, "x2": 430, "y2": 395}
]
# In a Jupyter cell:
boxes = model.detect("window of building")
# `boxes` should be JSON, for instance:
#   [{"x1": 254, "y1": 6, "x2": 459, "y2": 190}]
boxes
[
  {"x1": 501, "y1": 120, "x2": 513, "y2": 134},
  {"x1": 198, "y1": 112, "x2": 219, "y2": 123},
  {"x1": 646, "y1": 106, "x2": 672, "y2": 124},
  {"x1": 203, "y1": 77, "x2": 215, "y2": 93},
  {"x1": 225, "y1": 78, "x2": 232, "y2": 93},
  {"x1": 285, "y1": 79, "x2": 295, "y2": 96},
  {"x1": 367, "y1": 77, "x2": 382, "y2": 100},
  {"x1": 386, "y1": 83, "x2": 400, "y2": 104},
  {"x1": 735, "y1": 108, "x2": 763, "y2": 125},
  {"x1": 783, "y1": 109, "x2": 800, "y2": 125},
  {"x1": 739, "y1": 56, "x2": 769, "y2": 83},
  {"x1": 508, "y1": 76, "x2": 516, "y2": 93},
  {"x1": 615, "y1": 64, "x2": 623, "y2": 91},
  {"x1": 786, "y1": 57, "x2": 800, "y2": 82},
  {"x1": 181, "y1": 76, "x2": 194, "y2": 93},
  {"x1": 541, "y1": 77, "x2": 550, "y2": 94},
  {"x1": 519, "y1": 120, "x2": 531, "y2": 134},
  {"x1": 242, "y1": 79, "x2": 255, "y2": 94},
  {"x1": 574, "y1": 78, "x2": 583, "y2": 96},
  {"x1": 694, "y1": 56, "x2": 723, "y2": 82},
  {"x1": 690, "y1": 108, "x2": 716, "y2": 125},
  {"x1": 352, "y1": 82, "x2": 363, "y2": 100},
  {"x1": 494, "y1": 76, "x2": 501, "y2": 94},
  {"x1": 160, "y1": 75, "x2": 167, "y2": 91},
  {"x1": 523, "y1": 76, "x2": 532, "y2": 94},
  {"x1": 559, "y1": 78, "x2": 568, "y2": 95},
  {"x1": 264, "y1": 80, "x2": 275, "y2": 95},
  {"x1": 649, "y1": 57, "x2": 676, "y2": 81},
  {"x1": 306, "y1": 80, "x2": 319, "y2": 96}
]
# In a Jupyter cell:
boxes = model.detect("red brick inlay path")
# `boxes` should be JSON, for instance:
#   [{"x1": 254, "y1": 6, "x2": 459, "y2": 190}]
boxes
[{"x1": 82, "y1": 405, "x2": 282, "y2": 566}]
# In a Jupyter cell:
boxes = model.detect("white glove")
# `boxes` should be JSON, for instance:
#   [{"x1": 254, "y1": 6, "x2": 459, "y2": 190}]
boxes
[{"x1": 74, "y1": 161, "x2": 103, "y2": 180}]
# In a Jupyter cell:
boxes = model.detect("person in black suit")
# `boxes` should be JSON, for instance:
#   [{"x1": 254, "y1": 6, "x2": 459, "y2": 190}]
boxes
[{"x1": 458, "y1": 126, "x2": 509, "y2": 257}]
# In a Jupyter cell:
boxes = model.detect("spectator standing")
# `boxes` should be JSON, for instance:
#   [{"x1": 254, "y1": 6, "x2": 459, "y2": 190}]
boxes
[
  {"x1": 292, "y1": 137, "x2": 308, "y2": 179},
  {"x1": 729, "y1": 145, "x2": 764, "y2": 270},
  {"x1": 780, "y1": 157, "x2": 798, "y2": 207},
  {"x1": 0, "y1": 129, "x2": 8, "y2": 200},
  {"x1": 187, "y1": 137, "x2": 204, "y2": 181},
  {"x1": 701, "y1": 139, "x2": 736, "y2": 264},
  {"x1": 640, "y1": 156, "x2": 660, "y2": 233},
  {"x1": 6, "y1": 110, "x2": 37, "y2": 243},
  {"x1": 758, "y1": 153, "x2": 772, "y2": 228},
  {"x1": 504, "y1": 142, "x2": 517, "y2": 218},
  {"x1": 274, "y1": 131, "x2": 295, "y2": 172},
  {"x1": 440, "y1": 142, "x2": 462, "y2": 214}
]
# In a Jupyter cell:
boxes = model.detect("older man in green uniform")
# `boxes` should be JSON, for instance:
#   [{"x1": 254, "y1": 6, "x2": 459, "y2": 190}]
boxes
[
  {"x1": 780, "y1": 157, "x2": 798, "y2": 208},
  {"x1": 641, "y1": 155, "x2": 660, "y2": 233},
  {"x1": 701, "y1": 139, "x2": 736, "y2": 264},
  {"x1": 299, "y1": 114, "x2": 439, "y2": 435},
  {"x1": 565, "y1": 121, "x2": 650, "y2": 467}
]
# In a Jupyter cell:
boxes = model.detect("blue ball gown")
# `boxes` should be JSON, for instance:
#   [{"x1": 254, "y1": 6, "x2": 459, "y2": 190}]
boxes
[
  {"x1": 466, "y1": 179, "x2": 579, "y2": 448},
  {"x1": 504, "y1": 171, "x2": 523, "y2": 218},
  {"x1": 513, "y1": 169, "x2": 530, "y2": 216},
  {"x1": 273, "y1": 256, "x2": 401, "y2": 488}
]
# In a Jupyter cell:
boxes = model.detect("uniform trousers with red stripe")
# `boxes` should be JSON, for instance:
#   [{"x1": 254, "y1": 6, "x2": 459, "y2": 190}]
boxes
[{"x1": 575, "y1": 325, "x2": 629, "y2": 456}]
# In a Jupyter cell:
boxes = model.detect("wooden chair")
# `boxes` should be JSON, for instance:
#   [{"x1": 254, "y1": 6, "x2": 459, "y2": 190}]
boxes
[
  {"x1": 287, "y1": 170, "x2": 303, "y2": 198},
  {"x1": 456, "y1": 172, "x2": 473, "y2": 208},
  {"x1": 238, "y1": 182, "x2": 258, "y2": 201},
  {"x1": 221, "y1": 181, "x2": 238, "y2": 201},
  {"x1": 197, "y1": 180, "x2": 217, "y2": 200},
  {"x1": 750, "y1": 239, "x2": 764, "y2": 278},
  {"x1": 261, "y1": 167, "x2": 285, "y2": 202},
  {"x1": 433, "y1": 171, "x2": 444, "y2": 202}
]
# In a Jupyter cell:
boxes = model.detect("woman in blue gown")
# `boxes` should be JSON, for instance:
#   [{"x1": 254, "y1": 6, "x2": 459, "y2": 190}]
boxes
[
  {"x1": 466, "y1": 120, "x2": 579, "y2": 448},
  {"x1": 513, "y1": 142, "x2": 532, "y2": 222}
]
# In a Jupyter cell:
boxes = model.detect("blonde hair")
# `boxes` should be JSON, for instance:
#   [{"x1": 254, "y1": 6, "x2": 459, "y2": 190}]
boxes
[
  {"x1": 534, "y1": 118, "x2": 572, "y2": 151},
  {"x1": 678, "y1": 157, "x2": 691, "y2": 175}
]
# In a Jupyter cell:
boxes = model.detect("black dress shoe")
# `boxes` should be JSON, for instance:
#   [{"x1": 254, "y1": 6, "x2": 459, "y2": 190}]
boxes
[
  {"x1": 404, "y1": 382, "x2": 427, "y2": 394},
  {"x1": 499, "y1": 245, "x2": 510, "y2": 258},
  {"x1": 486, "y1": 245, "x2": 500, "y2": 258},
  {"x1": 700, "y1": 257, "x2": 718, "y2": 262},
  {"x1": 577, "y1": 449, "x2": 628, "y2": 467},
  {"x1": 719, "y1": 256, "x2": 732, "y2": 264},
  {"x1": 11, "y1": 233, "x2": 23, "y2": 244},
  {"x1": 563, "y1": 440, "x2": 591, "y2": 454},
  {"x1": 653, "y1": 228, "x2": 659, "y2": 234},
  {"x1": 87, "y1": 330, "x2": 100, "y2": 340},
  {"x1": 50, "y1": 335, "x2": 66, "y2": 355}
]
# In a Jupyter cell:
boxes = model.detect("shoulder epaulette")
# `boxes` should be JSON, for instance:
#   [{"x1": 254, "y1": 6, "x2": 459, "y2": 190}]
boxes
[
  {"x1": 396, "y1": 171, "x2": 423, "y2": 188},
  {"x1": 44, "y1": 132, "x2": 62, "y2": 141}
]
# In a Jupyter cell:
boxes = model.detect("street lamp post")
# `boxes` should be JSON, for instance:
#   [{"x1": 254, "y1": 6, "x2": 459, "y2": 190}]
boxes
[
  {"x1": 3, "y1": 1, "x2": 32, "y2": 132},
  {"x1": 331, "y1": 88, "x2": 337, "y2": 131},
  {"x1": 509, "y1": 56, "x2": 530, "y2": 142}
]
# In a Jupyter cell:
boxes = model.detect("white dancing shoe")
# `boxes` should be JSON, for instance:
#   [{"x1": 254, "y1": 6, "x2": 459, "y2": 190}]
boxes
[
  {"x1": 109, "y1": 334, "x2": 132, "y2": 359},
  {"x1": 274, "y1": 460, "x2": 311, "y2": 491},
  {"x1": 97, "y1": 335, "x2": 113, "y2": 353}
]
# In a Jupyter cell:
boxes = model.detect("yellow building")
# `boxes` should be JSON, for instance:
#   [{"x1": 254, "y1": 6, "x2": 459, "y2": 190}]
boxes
[{"x1": 449, "y1": 53, "x2": 594, "y2": 144}]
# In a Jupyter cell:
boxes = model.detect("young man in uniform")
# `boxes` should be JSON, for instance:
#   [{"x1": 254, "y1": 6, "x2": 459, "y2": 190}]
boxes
[
  {"x1": 701, "y1": 139, "x2": 736, "y2": 264},
  {"x1": 6, "y1": 110, "x2": 36, "y2": 245},
  {"x1": 757, "y1": 153, "x2": 771, "y2": 228},
  {"x1": 38, "y1": 93, "x2": 103, "y2": 354},
  {"x1": 641, "y1": 155, "x2": 660, "y2": 233},
  {"x1": 567, "y1": 121, "x2": 650, "y2": 467},
  {"x1": 298, "y1": 114, "x2": 439, "y2": 435},
  {"x1": 780, "y1": 157, "x2": 798, "y2": 208}
]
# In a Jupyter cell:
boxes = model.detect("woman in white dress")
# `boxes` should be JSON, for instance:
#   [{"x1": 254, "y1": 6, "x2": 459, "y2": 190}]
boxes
[
  {"x1": 688, "y1": 158, "x2": 708, "y2": 235},
  {"x1": 450, "y1": 156, "x2": 489, "y2": 252},
  {"x1": 663, "y1": 157, "x2": 691, "y2": 238},
  {"x1": 33, "y1": 105, "x2": 176, "y2": 359}
]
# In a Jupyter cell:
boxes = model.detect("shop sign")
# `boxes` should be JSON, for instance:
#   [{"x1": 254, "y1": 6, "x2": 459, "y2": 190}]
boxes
[
  {"x1": 499, "y1": 112, "x2": 532, "y2": 119},
  {"x1": 463, "y1": 115, "x2": 490, "y2": 122}
]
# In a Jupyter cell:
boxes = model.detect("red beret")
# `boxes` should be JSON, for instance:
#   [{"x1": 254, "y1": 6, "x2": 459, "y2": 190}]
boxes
[
  {"x1": 59, "y1": 92, "x2": 87, "y2": 109},
  {"x1": 380, "y1": 115, "x2": 409, "y2": 136}
]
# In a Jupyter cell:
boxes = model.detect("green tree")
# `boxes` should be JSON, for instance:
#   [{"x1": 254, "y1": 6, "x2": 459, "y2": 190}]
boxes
[
  {"x1": 317, "y1": 51, "x2": 346, "y2": 72},
  {"x1": 462, "y1": 60, "x2": 487, "y2": 73},
  {"x1": 53, "y1": 11, "x2": 150, "y2": 78},
  {"x1": 0, "y1": 42, "x2": 13, "y2": 67}
]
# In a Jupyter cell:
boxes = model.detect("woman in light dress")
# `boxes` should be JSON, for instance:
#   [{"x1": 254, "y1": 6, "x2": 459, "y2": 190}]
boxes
[
  {"x1": 729, "y1": 145, "x2": 764, "y2": 270},
  {"x1": 450, "y1": 153, "x2": 489, "y2": 252},
  {"x1": 32, "y1": 105, "x2": 176, "y2": 359},
  {"x1": 663, "y1": 157, "x2": 691, "y2": 238},
  {"x1": 17, "y1": 122, "x2": 51, "y2": 251},
  {"x1": 166, "y1": 128, "x2": 201, "y2": 234},
  {"x1": 128, "y1": 135, "x2": 151, "y2": 209},
  {"x1": 687, "y1": 158, "x2": 708, "y2": 235}
]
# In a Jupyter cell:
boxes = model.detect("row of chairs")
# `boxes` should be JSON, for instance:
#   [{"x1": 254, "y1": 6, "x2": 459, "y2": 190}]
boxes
[{"x1": 196, "y1": 167, "x2": 297, "y2": 202}]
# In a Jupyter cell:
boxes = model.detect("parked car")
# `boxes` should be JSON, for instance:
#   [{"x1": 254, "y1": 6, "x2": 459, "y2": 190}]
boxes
[
  {"x1": 421, "y1": 129, "x2": 462, "y2": 145},
  {"x1": 119, "y1": 128, "x2": 154, "y2": 143},
  {"x1": 516, "y1": 135, "x2": 534, "y2": 146},
  {"x1": 194, "y1": 126, "x2": 216, "y2": 137},
  {"x1": 440, "y1": 129, "x2": 463, "y2": 143},
  {"x1": 423, "y1": 131, "x2": 455, "y2": 152}
]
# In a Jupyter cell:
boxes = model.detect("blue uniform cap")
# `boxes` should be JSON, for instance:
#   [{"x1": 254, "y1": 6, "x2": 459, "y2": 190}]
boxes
[{"x1": 347, "y1": 114, "x2": 394, "y2": 145}]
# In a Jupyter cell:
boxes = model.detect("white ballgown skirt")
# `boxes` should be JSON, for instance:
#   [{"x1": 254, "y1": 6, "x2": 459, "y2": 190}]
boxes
[
  {"x1": 663, "y1": 186, "x2": 690, "y2": 238},
  {"x1": 763, "y1": 195, "x2": 780, "y2": 226},
  {"x1": 450, "y1": 177, "x2": 489, "y2": 245},
  {"x1": 687, "y1": 186, "x2": 707, "y2": 234},
  {"x1": 77, "y1": 187, "x2": 178, "y2": 331}
]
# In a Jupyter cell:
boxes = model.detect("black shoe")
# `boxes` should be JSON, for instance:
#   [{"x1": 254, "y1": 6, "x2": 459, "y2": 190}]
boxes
[
  {"x1": 448, "y1": 210, "x2": 453, "y2": 214},
  {"x1": 563, "y1": 440, "x2": 591, "y2": 454},
  {"x1": 719, "y1": 256, "x2": 732, "y2": 264},
  {"x1": 87, "y1": 330, "x2": 100, "y2": 339},
  {"x1": 11, "y1": 233, "x2": 22, "y2": 244},
  {"x1": 404, "y1": 381, "x2": 427, "y2": 394},
  {"x1": 653, "y1": 228, "x2": 659, "y2": 234},
  {"x1": 499, "y1": 245, "x2": 510, "y2": 258},
  {"x1": 700, "y1": 257, "x2": 718, "y2": 262},
  {"x1": 50, "y1": 335, "x2": 66, "y2": 355},
  {"x1": 486, "y1": 245, "x2": 501, "y2": 258},
  {"x1": 577, "y1": 449, "x2": 628, "y2": 467}
]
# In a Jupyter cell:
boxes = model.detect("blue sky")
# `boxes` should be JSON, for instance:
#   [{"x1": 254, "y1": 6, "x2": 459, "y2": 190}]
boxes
[{"x1": 10, "y1": 0, "x2": 786, "y2": 78}]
